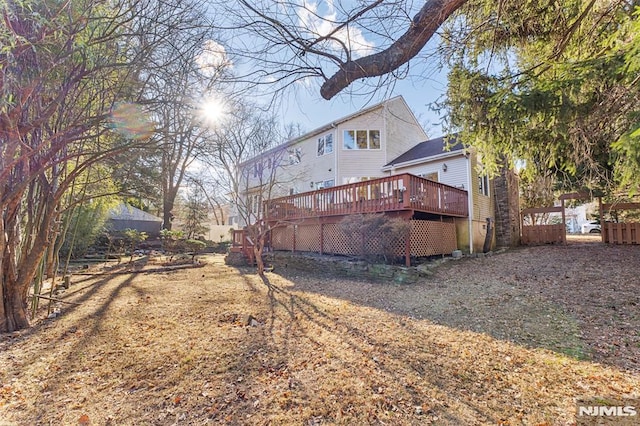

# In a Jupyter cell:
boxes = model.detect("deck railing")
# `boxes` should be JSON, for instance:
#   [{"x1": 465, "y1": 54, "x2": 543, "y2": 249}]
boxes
[
  {"x1": 264, "y1": 173, "x2": 468, "y2": 221},
  {"x1": 230, "y1": 229, "x2": 255, "y2": 263}
]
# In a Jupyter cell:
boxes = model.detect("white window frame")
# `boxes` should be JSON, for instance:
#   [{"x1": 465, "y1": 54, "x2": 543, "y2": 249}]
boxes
[
  {"x1": 418, "y1": 172, "x2": 439, "y2": 182},
  {"x1": 288, "y1": 147, "x2": 302, "y2": 165},
  {"x1": 317, "y1": 133, "x2": 334, "y2": 156},
  {"x1": 479, "y1": 174, "x2": 490, "y2": 196},
  {"x1": 342, "y1": 130, "x2": 381, "y2": 150}
]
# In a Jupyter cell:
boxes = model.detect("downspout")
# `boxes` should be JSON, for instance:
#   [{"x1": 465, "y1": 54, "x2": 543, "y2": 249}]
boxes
[
  {"x1": 383, "y1": 102, "x2": 388, "y2": 165},
  {"x1": 466, "y1": 154, "x2": 474, "y2": 254},
  {"x1": 332, "y1": 123, "x2": 338, "y2": 184}
]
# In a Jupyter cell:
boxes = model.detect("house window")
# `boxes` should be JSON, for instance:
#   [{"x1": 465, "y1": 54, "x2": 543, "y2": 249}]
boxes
[
  {"x1": 314, "y1": 180, "x2": 334, "y2": 190},
  {"x1": 370, "y1": 130, "x2": 380, "y2": 149},
  {"x1": 317, "y1": 133, "x2": 333, "y2": 156},
  {"x1": 288, "y1": 147, "x2": 302, "y2": 165},
  {"x1": 356, "y1": 131, "x2": 368, "y2": 149},
  {"x1": 418, "y1": 172, "x2": 439, "y2": 182},
  {"x1": 343, "y1": 130, "x2": 381, "y2": 150},
  {"x1": 479, "y1": 174, "x2": 489, "y2": 196}
]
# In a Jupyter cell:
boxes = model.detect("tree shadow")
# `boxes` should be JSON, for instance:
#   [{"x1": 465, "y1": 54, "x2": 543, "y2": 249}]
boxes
[
  {"x1": 230, "y1": 270, "x2": 488, "y2": 424},
  {"x1": 266, "y1": 244, "x2": 640, "y2": 374},
  {"x1": 3, "y1": 255, "x2": 636, "y2": 424}
]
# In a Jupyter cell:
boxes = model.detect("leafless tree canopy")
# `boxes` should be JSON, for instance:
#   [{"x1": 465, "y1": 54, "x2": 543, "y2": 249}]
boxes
[{"x1": 214, "y1": 0, "x2": 467, "y2": 99}]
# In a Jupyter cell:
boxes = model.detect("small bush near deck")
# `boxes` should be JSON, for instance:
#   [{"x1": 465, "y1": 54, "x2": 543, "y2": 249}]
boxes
[{"x1": 339, "y1": 213, "x2": 410, "y2": 264}]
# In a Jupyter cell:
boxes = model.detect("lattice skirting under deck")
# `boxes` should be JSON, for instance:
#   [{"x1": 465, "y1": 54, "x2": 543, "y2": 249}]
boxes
[{"x1": 270, "y1": 219, "x2": 457, "y2": 258}]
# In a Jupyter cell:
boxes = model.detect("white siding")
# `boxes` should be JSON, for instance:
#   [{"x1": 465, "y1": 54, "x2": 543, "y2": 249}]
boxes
[
  {"x1": 390, "y1": 155, "x2": 469, "y2": 189},
  {"x1": 286, "y1": 129, "x2": 337, "y2": 193},
  {"x1": 384, "y1": 97, "x2": 429, "y2": 162},
  {"x1": 335, "y1": 97, "x2": 427, "y2": 184},
  {"x1": 336, "y1": 108, "x2": 387, "y2": 182},
  {"x1": 240, "y1": 95, "x2": 429, "y2": 202}
]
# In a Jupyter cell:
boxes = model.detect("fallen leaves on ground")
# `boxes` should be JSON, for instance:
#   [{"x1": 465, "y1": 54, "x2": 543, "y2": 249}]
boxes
[{"x1": 0, "y1": 244, "x2": 638, "y2": 425}]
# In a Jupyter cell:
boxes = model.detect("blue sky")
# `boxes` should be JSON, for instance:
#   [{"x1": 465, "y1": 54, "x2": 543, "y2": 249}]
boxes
[
  {"x1": 275, "y1": 66, "x2": 450, "y2": 139},
  {"x1": 213, "y1": 0, "x2": 452, "y2": 140}
]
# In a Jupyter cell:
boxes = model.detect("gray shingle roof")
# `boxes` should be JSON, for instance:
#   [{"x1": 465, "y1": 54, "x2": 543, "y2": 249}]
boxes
[
  {"x1": 385, "y1": 135, "x2": 463, "y2": 166},
  {"x1": 109, "y1": 203, "x2": 162, "y2": 222}
]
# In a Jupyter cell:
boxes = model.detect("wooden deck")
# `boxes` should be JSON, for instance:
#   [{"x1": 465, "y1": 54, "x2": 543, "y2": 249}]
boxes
[
  {"x1": 264, "y1": 173, "x2": 468, "y2": 222},
  {"x1": 230, "y1": 229, "x2": 255, "y2": 264}
]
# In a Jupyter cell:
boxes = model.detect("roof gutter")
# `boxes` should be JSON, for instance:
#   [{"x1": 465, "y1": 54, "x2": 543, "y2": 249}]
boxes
[
  {"x1": 241, "y1": 96, "x2": 403, "y2": 167},
  {"x1": 381, "y1": 150, "x2": 466, "y2": 172}
]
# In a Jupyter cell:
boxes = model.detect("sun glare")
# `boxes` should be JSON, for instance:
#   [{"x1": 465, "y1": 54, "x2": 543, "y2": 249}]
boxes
[{"x1": 198, "y1": 97, "x2": 227, "y2": 126}]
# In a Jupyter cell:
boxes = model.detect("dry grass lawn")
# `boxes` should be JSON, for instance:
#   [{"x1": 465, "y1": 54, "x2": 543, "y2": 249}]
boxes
[{"x1": 1, "y1": 243, "x2": 639, "y2": 425}]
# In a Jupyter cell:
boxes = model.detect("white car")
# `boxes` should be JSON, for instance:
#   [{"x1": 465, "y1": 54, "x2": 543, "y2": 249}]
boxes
[{"x1": 581, "y1": 221, "x2": 601, "y2": 234}]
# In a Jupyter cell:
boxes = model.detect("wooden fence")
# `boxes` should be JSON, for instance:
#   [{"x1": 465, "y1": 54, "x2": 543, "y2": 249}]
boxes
[
  {"x1": 602, "y1": 222, "x2": 640, "y2": 244},
  {"x1": 521, "y1": 224, "x2": 565, "y2": 245},
  {"x1": 600, "y1": 202, "x2": 640, "y2": 245},
  {"x1": 520, "y1": 206, "x2": 566, "y2": 245}
]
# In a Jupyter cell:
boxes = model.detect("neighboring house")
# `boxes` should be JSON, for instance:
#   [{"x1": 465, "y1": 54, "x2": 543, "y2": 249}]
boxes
[
  {"x1": 171, "y1": 202, "x2": 238, "y2": 241},
  {"x1": 238, "y1": 95, "x2": 428, "y2": 225},
  {"x1": 107, "y1": 203, "x2": 163, "y2": 236},
  {"x1": 533, "y1": 201, "x2": 597, "y2": 234},
  {"x1": 204, "y1": 205, "x2": 238, "y2": 242}
]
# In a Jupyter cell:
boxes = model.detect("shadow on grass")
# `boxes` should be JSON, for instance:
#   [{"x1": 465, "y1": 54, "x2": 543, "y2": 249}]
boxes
[
  {"x1": 260, "y1": 245, "x2": 640, "y2": 375},
  {"x1": 229, "y1": 271, "x2": 479, "y2": 424},
  {"x1": 3, "y1": 255, "x2": 636, "y2": 425}
]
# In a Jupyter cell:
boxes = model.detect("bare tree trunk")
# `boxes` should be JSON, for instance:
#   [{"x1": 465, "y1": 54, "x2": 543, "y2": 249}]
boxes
[
  {"x1": 0, "y1": 210, "x2": 7, "y2": 331},
  {"x1": 44, "y1": 231, "x2": 58, "y2": 279},
  {"x1": 1, "y1": 175, "x2": 58, "y2": 332},
  {"x1": 1, "y1": 206, "x2": 47, "y2": 332},
  {"x1": 163, "y1": 199, "x2": 175, "y2": 231},
  {"x1": 253, "y1": 237, "x2": 265, "y2": 276},
  {"x1": 247, "y1": 223, "x2": 267, "y2": 276},
  {"x1": 2, "y1": 280, "x2": 30, "y2": 332}
]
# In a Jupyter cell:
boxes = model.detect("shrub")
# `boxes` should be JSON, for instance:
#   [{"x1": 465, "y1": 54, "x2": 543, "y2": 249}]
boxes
[
  {"x1": 121, "y1": 228, "x2": 148, "y2": 263},
  {"x1": 184, "y1": 239, "x2": 206, "y2": 261},
  {"x1": 159, "y1": 229, "x2": 184, "y2": 260},
  {"x1": 339, "y1": 214, "x2": 410, "y2": 264}
]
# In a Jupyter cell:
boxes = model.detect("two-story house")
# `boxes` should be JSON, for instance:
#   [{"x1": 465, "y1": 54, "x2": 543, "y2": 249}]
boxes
[
  {"x1": 238, "y1": 96, "x2": 428, "y2": 224},
  {"x1": 233, "y1": 96, "x2": 518, "y2": 263}
]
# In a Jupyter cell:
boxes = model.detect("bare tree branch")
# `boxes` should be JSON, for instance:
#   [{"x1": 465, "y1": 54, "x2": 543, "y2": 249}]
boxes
[{"x1": 320, "y1": 0, "x2": 468, "y2": 99}]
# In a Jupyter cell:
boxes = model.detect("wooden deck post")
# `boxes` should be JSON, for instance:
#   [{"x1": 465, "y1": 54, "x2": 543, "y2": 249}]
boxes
[
  {"x1": 404, "y1": 225, "x2": 411, "y2": 267},
  {"x1": 561, "y1": 198, "x2": 566, "y2": 244},
  {"x1": 401, "y1": 174, "x2": 411, "y2": 209},
  {"x1": 599, "y1": 197, "x2": 605, "y2": 243},
  {"x1": 351, "y1": 185, "x2": 357, "y2": 213}
]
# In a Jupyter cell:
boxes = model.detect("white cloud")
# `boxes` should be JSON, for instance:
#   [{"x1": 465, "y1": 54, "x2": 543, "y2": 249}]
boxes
[
  {"x1": 298, "y1": 1, "x2": 375, "y2": 58},
  {"x1": 196, "y1": 40, "x2": 233, "y2": 76}
]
